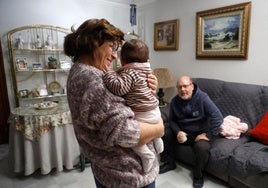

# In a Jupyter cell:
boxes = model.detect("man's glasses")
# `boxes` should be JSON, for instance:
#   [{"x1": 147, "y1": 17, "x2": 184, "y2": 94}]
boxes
[{"x1": 177, "y1": 83, "x2": 192, "y2": 89}]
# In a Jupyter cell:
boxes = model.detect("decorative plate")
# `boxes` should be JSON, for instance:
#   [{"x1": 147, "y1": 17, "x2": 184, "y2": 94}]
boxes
[
  {"x1": 49, "y1": 81, "x2": 61, "y2": 93},
  {"x1": 34, "y1": 101, "x2": 58, "y2": 110}
]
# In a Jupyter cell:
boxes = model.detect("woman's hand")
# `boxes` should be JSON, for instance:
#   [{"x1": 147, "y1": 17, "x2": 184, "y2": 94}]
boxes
[
  {"x1": 147, "y1": 73, "x2": 158, "y2": 95},
  {"x1": 137, "y1": 119, "x2": 164, "y2": 146}
]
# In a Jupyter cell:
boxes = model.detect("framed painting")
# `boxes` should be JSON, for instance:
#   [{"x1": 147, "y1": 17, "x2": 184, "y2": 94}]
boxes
[
  {"x1": 154, "y1": 19, "x2": 179, "y2": 50},
  {"x1": 196, "y1": 2, "x2": 251, "y2": 59}
]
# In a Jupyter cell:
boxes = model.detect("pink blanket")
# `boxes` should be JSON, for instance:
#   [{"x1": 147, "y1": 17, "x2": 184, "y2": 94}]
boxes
[{"x1": 220, "y1": 115, "x2": 248, "y2": 139}]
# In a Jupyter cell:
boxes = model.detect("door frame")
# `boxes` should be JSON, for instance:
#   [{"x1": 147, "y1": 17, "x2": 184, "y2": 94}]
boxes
[{"x1": 0, "y1": 39, "x2": 10, "y2": 144}]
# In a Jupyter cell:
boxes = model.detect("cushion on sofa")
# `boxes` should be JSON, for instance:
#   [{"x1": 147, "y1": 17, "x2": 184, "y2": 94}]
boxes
[
  {"x1": 229, "y1": 142, "x2": 268, "y2": 176},
  {"x1": 249, "y1": 112, "x2": 268, "y2": 145},
  {"x1": 206, "y1": 136, "x2": 249, "y2": 174}
]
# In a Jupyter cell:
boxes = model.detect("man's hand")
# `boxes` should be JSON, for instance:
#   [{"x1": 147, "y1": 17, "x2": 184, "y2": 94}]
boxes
[
  {"x1": 195, "y1": 133, "x2": 209, "y2": 142},
  {"x1": 177, "y1": 131, "x2": 187, "y2": 143}
]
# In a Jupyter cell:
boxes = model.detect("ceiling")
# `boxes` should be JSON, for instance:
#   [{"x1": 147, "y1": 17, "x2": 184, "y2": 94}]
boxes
[
  {"x1": 108, "y1": 0, "x2": 131, "y2": 5},
  {"x1": 107, "y1": 0, "x2": 157, "y2": 6}
]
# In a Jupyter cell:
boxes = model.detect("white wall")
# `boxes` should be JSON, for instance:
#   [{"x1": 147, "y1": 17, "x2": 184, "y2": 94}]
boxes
[{"x1": 139, "y1": 0, "x2": 268, "y2": 102}]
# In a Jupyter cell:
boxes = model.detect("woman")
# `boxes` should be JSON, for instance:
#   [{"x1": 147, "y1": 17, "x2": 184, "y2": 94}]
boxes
[{"x1": 64, "y1": 18, "x2": 164, "y2": 188}]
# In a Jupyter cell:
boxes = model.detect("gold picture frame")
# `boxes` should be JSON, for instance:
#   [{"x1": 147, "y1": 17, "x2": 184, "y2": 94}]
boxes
[
  {"x1": 196, "y1": 2, "x2": 251, "y2": 59},
  {"x1": 154, "y1": 19, "x2": 179, "y2": 50}
]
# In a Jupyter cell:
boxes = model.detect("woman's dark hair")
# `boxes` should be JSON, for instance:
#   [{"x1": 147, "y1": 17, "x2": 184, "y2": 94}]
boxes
[
  {"x1": 64, "y1": 18, "x2": 124, "y2": 62},
  {"x1": 120, "y1": 39, "x2": 149, "y2": 64}
]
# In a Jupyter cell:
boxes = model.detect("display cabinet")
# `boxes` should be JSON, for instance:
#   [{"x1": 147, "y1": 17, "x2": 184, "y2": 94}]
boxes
[{"x1": 7, "y1": 25, "x2": 72, "y2": 107}]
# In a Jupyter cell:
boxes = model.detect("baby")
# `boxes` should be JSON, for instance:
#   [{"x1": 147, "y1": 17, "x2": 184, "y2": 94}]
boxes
[{"x1": 103, "y1": 39, "x2": 163, "y2": 173}]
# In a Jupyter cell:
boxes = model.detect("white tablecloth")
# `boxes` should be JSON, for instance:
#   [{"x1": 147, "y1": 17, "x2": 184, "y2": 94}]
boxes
[
  {"x1": 9, "y1": 124, "x2": 80, "y2": 176},
  {"x1": 8, "y1": 104, "x2": 80, "y2": 176}
]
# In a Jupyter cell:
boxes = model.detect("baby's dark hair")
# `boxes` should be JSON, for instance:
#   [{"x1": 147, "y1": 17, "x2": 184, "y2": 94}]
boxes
[{"x1": 120, "y1": 39, "x2": 149, "y2": 64}]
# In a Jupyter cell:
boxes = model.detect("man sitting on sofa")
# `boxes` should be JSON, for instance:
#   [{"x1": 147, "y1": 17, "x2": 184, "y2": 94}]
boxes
[{"x1": 159, "y1": 75, "x2": 224, "y2": 188}]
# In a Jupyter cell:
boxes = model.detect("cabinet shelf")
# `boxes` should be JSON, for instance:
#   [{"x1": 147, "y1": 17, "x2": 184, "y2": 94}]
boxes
[
  {"x1": 7, "y1": 24, "x2": 71, "y2": 107},
  {"x1": 12, "y1": 48, "x2": 63, "y2": 52},
  {"x1": 19, "y1": 94, "x2": 67, "y2": 101},
  {"x1": 15, "y1": 69, "x2": 70, "y2": 73}
]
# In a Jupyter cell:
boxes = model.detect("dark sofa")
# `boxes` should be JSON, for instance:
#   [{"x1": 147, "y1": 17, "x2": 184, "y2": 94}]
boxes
[{"x1": 160, "y1": 78, "x2": 268, "y2": 188}]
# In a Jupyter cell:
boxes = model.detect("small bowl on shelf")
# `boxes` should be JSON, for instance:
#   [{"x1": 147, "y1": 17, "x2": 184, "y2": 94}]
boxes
[{"x1": 34, "y1": 101, "x2": 58, "y2": 110}]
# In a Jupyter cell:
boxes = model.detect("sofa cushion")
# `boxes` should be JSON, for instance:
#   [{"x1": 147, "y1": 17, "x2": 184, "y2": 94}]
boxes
[
  {"x1": 249, "y1": 112, "x2": 268, "y2": 145},
  {"x1": 229, "y1": 142, "x2": 268, "y2": 176},
  {"x1": 206, "y1": 136, "x2": 249, "y2": 174}
]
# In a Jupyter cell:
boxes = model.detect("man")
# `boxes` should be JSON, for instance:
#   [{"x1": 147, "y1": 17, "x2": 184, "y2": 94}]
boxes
[{"x1": 159, "y1": 76, "x2": 223, "y2": 188}]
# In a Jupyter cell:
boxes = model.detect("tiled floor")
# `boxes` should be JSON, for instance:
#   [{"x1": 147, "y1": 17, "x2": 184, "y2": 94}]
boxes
[{"x1": 0, "y1": 144, "x2": 230, "y2": 188}]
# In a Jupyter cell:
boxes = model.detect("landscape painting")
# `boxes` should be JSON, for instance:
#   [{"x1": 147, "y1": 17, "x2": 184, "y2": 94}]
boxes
[
  {"x1": 203, "y1": 14, "x2": 240, "y2": 51},
  {"x1": 196, "y1": 2, "x2": 251, "y2": 59}
]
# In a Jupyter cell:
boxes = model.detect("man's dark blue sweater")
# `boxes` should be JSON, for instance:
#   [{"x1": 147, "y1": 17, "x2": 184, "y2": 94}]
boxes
[{"x1": 169, "y1": 83, "x2": 223, "y2": 140}]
